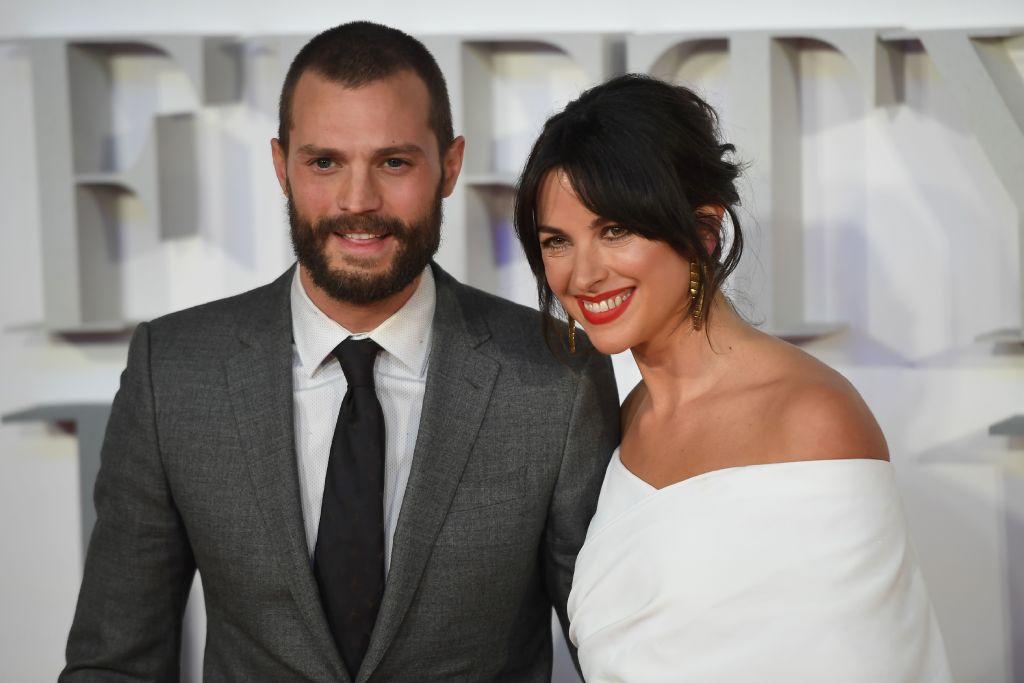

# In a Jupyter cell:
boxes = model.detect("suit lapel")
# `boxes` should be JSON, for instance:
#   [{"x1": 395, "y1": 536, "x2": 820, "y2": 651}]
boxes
[
  {"x1": 224, "y1": 267, "x2": 350, "y2": 682},
  {"x1": 358, "y1": 265, "x2": 499, "y2": 681}
]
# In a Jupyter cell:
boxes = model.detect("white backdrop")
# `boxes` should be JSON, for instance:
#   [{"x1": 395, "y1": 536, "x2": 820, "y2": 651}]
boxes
[
  {"x1": 2, "y1": 0, "x2": 1024, "y2": 37},
  {"x1": 2, "y1": 2, "x2": 1024, "y2": 681}
]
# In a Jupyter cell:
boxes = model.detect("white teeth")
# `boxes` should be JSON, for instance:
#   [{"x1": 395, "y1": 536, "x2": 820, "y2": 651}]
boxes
[
  {"x1": 342, "y1": 233, "x2": 380, "y2": 240},
  {"x1": 581, "y1": 289, "x2": 633, "y2": 313}
]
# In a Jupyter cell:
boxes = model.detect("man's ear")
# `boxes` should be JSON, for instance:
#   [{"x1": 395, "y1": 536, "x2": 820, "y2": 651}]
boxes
[
  {"x1": 440, "y1": 136, "x2": 466, "y2": 198},
  {"x1": 271, "y1": 138, "x2": 289, "y2": 197}
]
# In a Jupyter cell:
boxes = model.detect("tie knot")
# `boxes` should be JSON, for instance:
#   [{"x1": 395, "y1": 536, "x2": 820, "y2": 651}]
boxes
[{"x1": 333, "y1": 338, "x2": 381, "y2": 388}]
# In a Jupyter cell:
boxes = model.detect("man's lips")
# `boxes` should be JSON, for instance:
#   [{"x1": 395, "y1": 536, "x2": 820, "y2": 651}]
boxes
[
  {"x1": 575, "y1": 287, "x2": 635, "y2": 324},
  {"x1": 328, "y1": 231, "x2": 395, "y2": 255},
  {"x1": 331, "y1": 229, "x2": 392, "y2": 239}
]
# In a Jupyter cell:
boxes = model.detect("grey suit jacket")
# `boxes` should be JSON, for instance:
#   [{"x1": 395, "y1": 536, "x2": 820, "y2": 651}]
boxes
[{"x1": 62, "y1": 263, "x2": 620, "y2": 682}]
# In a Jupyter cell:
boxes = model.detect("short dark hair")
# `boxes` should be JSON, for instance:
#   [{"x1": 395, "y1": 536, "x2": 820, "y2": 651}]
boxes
[
  {"x1": 514, "y1": 74, "x2": 745, "y2": 347},
  {"x1": 277, "y1": 21, "x2": 454, "y2": 156}
]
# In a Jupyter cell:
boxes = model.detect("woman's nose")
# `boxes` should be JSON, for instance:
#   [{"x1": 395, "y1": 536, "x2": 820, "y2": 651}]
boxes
[{"x1": 571, "y1": 242, "x2": 610, "y2": 293}]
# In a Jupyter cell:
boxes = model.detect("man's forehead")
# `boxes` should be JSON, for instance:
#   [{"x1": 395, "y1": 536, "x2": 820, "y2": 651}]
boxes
[
  {"x1": 293, "y1": 68, "x2": 430, "y2": 111},
  {"x1": 289, "y1": 69, "x2": 434, "y2": 146}
]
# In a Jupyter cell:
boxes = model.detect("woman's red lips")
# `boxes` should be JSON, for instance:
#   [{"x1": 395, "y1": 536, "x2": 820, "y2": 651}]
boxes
[
  {"x1": 575, "y1": 287, "x2": 635, "y2": 325},
  {"x1": 575, "y1": 287, "x2": 632, "y2": 303}
]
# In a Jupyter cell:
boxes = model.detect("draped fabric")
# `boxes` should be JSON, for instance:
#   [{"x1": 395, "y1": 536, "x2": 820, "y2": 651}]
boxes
[{"x1": 568, "y1": 453, "x2": 952, "y2": 682}]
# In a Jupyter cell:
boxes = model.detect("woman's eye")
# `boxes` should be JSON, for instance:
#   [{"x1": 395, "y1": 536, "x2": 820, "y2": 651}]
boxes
[
  {"x1": 604, "y1": 225, "x2": 630, "y2": 240},
  {"x1": 541, "y1": 236, "x2": 568, "y2": 251}
]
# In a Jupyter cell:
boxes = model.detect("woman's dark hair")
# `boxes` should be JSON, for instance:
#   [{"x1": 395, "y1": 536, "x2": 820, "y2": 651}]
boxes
[{"x1": 514, "y1": 73, "x2": 744, "y2": 349}]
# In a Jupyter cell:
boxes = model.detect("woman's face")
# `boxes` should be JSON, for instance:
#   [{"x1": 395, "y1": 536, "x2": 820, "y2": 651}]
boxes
[{"x1": 536, "y1": 170, "x2": 694, "y2": 355}]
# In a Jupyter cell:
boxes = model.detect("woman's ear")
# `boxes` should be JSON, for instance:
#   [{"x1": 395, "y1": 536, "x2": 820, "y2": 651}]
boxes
[{"x1": 695, "y1": 204, "x2": 725, "y2": 255}]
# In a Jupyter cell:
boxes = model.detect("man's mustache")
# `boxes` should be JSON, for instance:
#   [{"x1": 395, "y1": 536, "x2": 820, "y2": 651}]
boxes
[{"x1": 310, "y1": 214, "x2": 408, "y2": 240}]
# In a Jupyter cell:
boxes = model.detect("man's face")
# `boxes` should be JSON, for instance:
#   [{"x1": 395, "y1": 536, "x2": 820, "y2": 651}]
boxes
[{"x1": 272, "y1": 69, "x2": 464, "y2": 304}]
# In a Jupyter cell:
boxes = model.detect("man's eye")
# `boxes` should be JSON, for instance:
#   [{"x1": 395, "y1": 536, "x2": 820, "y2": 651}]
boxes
[
  {"x1": 384, "y1": 158, "x2": 408, "y2": 169},
  {"x1": 314, "y1": 158, "x2": 333, "y2": 170}
]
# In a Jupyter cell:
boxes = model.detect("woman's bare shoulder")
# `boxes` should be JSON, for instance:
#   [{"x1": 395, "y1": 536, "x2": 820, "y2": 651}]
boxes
[{"x1": 749, "y1": 336, "x2": 889, "y2": 463}]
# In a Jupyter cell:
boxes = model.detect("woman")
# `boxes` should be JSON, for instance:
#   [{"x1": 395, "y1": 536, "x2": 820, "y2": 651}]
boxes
[{"x1": 514, "y1": 75, "x2": 951, "y2": 681}]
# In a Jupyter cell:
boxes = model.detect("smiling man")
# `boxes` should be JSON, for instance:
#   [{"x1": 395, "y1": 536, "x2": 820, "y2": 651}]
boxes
[{"x1": 61, "y1": 22, "x2": 619, "y2": 682}]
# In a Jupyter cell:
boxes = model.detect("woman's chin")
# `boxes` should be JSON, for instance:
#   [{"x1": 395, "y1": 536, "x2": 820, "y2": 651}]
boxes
[{"x1": 585, "y1": 333, "x2": 633, "y2": 356}]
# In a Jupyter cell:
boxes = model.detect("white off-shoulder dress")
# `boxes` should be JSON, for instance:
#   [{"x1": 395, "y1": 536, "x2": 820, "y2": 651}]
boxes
[{"x1": 567, "y1": 450, "x2": 952, "y2": 682}]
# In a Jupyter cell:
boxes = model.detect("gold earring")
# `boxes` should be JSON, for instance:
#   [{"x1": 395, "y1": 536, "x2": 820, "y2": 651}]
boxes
[
  {"x1": 568, "y1": 317, "x2": 577, "y2": 354},
  {"x1": 689, "y1": 262, "x2": 704, "y2": 330}
]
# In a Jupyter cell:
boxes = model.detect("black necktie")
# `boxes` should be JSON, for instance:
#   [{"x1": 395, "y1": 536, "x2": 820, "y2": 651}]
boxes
[{"x1": 314, "y1": 337, "x2": 386, "y2": 677}]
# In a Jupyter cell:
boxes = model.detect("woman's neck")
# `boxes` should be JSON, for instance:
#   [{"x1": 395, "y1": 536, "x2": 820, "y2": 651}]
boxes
[{"x1": 630, "y1": 296, "x2": 752, "y2": 414}]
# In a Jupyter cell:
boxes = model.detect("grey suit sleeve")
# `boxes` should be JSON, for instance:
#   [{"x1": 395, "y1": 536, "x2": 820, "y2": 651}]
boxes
[
  {"x1": 543, "y1": 351, "x2": 620, "y2": 666},
  {"x1": 61, "y1": 322, "x2": 196, "y2": 681}
]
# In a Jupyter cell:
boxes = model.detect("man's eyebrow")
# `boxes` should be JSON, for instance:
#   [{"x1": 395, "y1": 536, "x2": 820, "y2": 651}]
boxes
[
  {"x1": 294, "y1": 143, "x2": 426, "y2": 158},
  {"x1": 295, "y1": 144, "x2": 343, "y2": 157},
  {"x1": 375, "y1": 144, "x2": 426, "y2": 157}
]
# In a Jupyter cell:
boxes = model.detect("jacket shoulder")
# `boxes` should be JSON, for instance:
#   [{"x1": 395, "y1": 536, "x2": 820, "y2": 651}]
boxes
[
  {"x1": 144, "y1": 270, "x2": 291, "y2": 350},
  {"x1": 450, "y1": 278, "x2": 602, "y2": 375}
]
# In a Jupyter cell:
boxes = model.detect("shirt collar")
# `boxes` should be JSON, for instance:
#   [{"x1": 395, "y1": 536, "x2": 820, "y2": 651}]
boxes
[{"x1": 290, "y1": 264, "x2": 436, "y2": 380}]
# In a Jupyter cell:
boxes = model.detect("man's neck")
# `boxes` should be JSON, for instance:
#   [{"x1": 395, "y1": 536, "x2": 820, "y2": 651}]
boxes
[{"x1": 299, "y1": 266, "x2": 423, "y2": 334}]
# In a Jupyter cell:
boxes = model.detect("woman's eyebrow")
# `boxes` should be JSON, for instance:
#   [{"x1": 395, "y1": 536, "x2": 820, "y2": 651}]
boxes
[{"x1": 537, "y1": 225, "x2": 567, "y2": 235}]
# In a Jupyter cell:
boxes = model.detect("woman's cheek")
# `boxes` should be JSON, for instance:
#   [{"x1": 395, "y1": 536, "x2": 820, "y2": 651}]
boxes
[
  {"x1": 543, "y1": 259, "x2": 571, "y2": 297},
  {"x1": 607, "y1": 239, "x2": 654, "y2": 273}
]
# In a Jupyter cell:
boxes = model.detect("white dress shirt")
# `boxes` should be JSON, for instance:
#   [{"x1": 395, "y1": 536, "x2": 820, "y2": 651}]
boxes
[{"x1": 290, "y1": 265, "x2": 435, "y2": 575}]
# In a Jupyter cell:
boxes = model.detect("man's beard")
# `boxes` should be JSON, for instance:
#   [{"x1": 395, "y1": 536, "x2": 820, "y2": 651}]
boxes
[{"x1": 288, "y1": 183, "x2": 443, "y2": 305}]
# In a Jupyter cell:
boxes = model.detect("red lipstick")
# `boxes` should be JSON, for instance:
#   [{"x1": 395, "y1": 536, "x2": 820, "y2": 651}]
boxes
[{"x1": 575, "y1": 287, "x2": 634, "y2": 325}]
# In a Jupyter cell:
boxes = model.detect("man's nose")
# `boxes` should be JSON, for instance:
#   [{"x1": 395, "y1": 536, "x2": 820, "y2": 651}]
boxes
[{"x1": 337, "y1": 167, "x2": 383, "y2": 214}]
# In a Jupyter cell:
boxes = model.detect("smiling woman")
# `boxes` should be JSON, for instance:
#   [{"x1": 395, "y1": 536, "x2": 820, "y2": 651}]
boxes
[
  {"x1": 515, "y1": 74, "x2": 744, "y2": 350},
  {"x1": 514, "y1": 74, "x2": 953, "y2": 682}
]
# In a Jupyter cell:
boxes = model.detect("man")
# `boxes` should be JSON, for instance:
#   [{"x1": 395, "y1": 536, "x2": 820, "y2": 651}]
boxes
[{"x1": 61, "y1": 21, "x2": 619, "y2": 682}]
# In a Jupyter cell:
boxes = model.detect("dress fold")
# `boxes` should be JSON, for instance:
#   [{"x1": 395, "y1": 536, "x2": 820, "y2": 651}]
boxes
[{"x1": 567, "y1": 452, "x2": 952, "y2": 682}]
